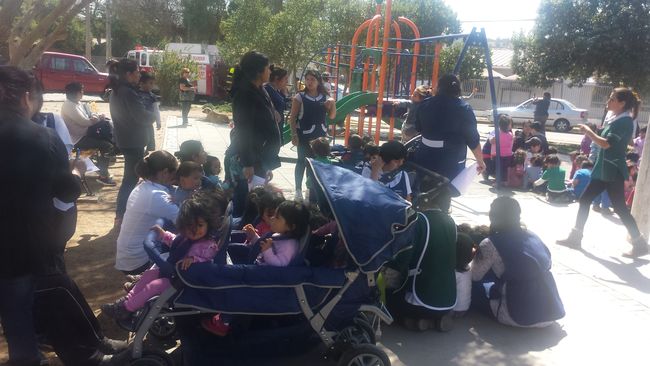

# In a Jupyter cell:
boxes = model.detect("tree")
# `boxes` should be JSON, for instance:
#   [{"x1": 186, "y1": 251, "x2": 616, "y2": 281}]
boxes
[
  {"x1": 219, "y1": 0, "x2": 272, "y2": 64},
  {"x1": 0, "y1": 0, "x2": 95, "y2": 68},
  {"x1": 112, "y1": 0, "x2": 183, "y2": 47},
  {"x1": 392, "y1": 0, "x2": 461, "y2": 38},
  {"x1": 439, "y1": 41, "x2": 487, "y2": 81},
  {"x1": 181, "y1": 0, "x2": 227, "y2": 44},
  {"x1": 512, "y1": 0, "x2": 650, "y2": 93}
]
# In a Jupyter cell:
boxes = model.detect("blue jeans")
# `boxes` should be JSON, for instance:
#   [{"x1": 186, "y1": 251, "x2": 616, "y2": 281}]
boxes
[
  {"x1": 0, "y1": 276, "x2": 40, "y2": 366},
  {"x1": 593, "y1": 191, "x2": 611, "y2": 209}
]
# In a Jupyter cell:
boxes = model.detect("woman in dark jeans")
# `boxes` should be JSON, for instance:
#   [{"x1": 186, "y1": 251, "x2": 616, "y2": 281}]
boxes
[
  {"x1": 558, "y1": 88, "x2": 648, "y2": 257},
  {"x1": 109, "y1": 59, "x2": 154, "y2": 226},
  {"x1": 179, "y1": 68, "x2": 195, "y2": 126},
  {"x1": 228, "y1": 51, "x2": 281, "y2": 216}
]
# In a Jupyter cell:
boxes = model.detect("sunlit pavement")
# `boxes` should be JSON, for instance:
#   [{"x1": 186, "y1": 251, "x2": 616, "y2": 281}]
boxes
[{"x1": 164, "y1": 115, "x2": 650, "y2": 366}]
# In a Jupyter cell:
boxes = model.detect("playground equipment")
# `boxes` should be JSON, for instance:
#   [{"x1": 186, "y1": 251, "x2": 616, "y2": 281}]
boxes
[{"x1": 296, "y1": 0, "x2": 504, "y2": 183}]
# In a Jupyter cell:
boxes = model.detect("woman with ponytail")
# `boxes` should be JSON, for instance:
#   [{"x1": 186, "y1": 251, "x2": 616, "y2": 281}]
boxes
[
  {"x1": 115, "y1": 150, "x2": 179, "y2": 274},
  {"x1": 109, "y1": 59, "x2": 155, "y2": 226},
  {"x1": 228, "y1": 51, "x2": 281, "y2": 216},
  {"x1": 264, "y1": 65, "x2": 289, "y2": 141},
  {"x1": 558, "y1": 88, "x2": 648, "y2": 257}
]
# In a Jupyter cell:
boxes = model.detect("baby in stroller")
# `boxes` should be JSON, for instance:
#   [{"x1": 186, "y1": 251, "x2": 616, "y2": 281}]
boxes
[{"x1": 102, "y1": 192, "x2": 225, "y2": 321}]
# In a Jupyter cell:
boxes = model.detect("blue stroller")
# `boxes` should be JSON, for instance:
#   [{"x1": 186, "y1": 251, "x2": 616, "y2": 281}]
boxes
[{"x1": 121, "y1": 160, "x2": 419, "y2": 366}]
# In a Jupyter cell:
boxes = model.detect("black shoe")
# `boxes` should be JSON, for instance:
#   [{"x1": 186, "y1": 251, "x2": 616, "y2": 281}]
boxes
[
  {"x1": 98, "y1": 337, "x2": 129, "y2": 355},
  {"x1": 556, "y1": 229, "x2": 582, "y2": 249},
  {"x1": 100, "y1": 300, "x2": 132, "y2": 321}
]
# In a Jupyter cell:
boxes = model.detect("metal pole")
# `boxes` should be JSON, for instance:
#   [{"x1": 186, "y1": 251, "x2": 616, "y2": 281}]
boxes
[
  {"x1": 374, "y1": 0, "x2": 392, "y2": 144},
  {"x1": 480, "y1": 28, "x2": 502, "y2": 189}
]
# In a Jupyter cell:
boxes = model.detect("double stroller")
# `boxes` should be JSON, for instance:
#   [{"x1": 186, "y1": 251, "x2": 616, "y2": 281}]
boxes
[{"x1": 116, "y1": 160, "x2": 425, "y2": 366}]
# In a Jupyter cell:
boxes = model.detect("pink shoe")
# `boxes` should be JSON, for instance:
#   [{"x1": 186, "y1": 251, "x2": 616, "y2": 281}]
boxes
[{"x1": 201, "y1": 314, "x2": 230, "y2": 336}]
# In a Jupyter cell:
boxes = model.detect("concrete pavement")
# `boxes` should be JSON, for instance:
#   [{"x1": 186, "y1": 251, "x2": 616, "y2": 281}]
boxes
[{"x1": 163, "y1": 115, "x2": 650, "y2": 366}]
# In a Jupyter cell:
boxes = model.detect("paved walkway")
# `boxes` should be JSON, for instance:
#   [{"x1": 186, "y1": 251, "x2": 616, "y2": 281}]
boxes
[{"x1": 163, "y1": 115, "x2": 650, "y2": 366}]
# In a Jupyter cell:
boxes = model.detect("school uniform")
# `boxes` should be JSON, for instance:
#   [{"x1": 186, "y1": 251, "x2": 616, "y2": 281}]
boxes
[{"x1": 294, "y1": 92, "x2": 328, "y2": 192}]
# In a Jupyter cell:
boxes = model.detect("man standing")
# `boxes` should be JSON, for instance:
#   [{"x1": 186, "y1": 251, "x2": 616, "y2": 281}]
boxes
[{"x1": 533, "y1": 92, "x2": 551, "y2": 130}]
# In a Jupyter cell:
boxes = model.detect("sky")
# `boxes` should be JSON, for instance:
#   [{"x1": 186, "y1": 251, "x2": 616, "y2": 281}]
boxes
[{"x1": 442, "y1": 0, "x2": 541, "y2": 39}]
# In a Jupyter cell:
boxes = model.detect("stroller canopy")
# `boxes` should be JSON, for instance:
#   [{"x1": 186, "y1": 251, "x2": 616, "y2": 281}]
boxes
[{"x1": 308, "y1": 159, "x2": 418, "y2": 273}]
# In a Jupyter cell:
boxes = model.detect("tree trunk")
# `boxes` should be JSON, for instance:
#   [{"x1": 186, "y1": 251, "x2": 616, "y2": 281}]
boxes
[{"x1": 631, "y1": 124, "x2": 650, "y2": 239}]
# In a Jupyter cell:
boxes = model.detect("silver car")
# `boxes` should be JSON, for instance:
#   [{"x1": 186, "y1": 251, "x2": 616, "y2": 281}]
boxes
[{"x1": 488, "y1": 98, "x2": 589, "y2": 132}]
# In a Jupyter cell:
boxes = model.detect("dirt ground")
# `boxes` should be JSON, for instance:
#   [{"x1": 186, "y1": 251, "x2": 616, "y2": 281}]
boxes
[{"x1": 0, "y1": 102, "x2": 208, "y2": 365}]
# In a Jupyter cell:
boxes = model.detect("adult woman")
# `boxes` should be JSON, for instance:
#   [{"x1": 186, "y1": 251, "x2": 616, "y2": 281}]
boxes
[
  {"x1": 264, "y1": 65, "x2": 289, "y2": 142},
  {"x1": 288, "y1": 69, "x2": 336, "y2": 199},
  {"x1": 229, "y1": 51, "x2": 282, "y2": 215},
  {"x1": 414, "y1": 74, "x2": 485, "y2": 182},
  {"x1": 115, "y1": 150, "x2": 180, "y2": 274},
  {"x1": 472, "y1": 197, "x2": 565, "y2": 328},
  {"x1": 109, "y1": 59, "x2": 154, "y2": 224},
  {"x1": 558, "y1": 88, "x2": 648, "y2": 257},
  {"x1": 179, "y1": 68, "x2": 196, "y2": 126}
]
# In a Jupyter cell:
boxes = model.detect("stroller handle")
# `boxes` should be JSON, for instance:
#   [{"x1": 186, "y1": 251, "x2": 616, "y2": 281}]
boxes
[{"x1": 143, "y1": 219, "x2": 174, "y2": 277}]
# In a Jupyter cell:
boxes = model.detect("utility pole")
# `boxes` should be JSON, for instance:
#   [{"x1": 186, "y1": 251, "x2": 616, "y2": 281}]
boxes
[
  {"x1": 85, "y1": 2, "x2": 92, "y2": 60},
  {"x1": 105, "y1": 0, "x2": 112, "y2": 63}
]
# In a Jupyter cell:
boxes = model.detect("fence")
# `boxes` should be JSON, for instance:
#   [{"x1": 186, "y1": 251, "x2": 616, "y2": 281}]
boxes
[{"x1": 462, "y1": 79, "x2": 650, "y2": 125}]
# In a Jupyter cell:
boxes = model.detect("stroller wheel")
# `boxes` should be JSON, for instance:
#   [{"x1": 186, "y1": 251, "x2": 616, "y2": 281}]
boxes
[
  {"x1": 149, "y1": 316, "x2": 177, "y2": 340},
  {"x1": 127, "y1": 350, "x2": 174, "y2": 366},
  {"x1": 337, "y1": 321, "x2": 375, "y2": 347},
  {"x1": 337, "y1": 344, "x2": 390, "y2": 366}
]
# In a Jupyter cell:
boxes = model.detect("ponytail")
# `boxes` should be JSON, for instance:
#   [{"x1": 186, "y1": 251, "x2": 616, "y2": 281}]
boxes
[
  {"x1": 269, "y1": 64, "x2": 288, "y2": 82},
  {"x1": 135, "y1": 150, "x2": 178, "y2": 179}
]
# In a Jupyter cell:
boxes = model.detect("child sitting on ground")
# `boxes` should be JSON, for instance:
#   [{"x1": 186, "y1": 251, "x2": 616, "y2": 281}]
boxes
[
  {"x1": 569, "y1": 153, "x2": 588, "y2": 181},
  {"x1": 535, "y1": 155, "x2": 571, "y2": 202},
  {"x1": 506, "y1": 149, "x2": 527, "y2": 188},
  {"x1": 525, "y1": 137, "x2": 543, "y2": 164},
  {"x1": 102, "y1": 196, "x2": 222, "y2": 320},
  {"x1": 524, "y1": 154, "x2": 544, "y2": 191},
  {"x1": 202, "y1": 200, "x2": 311, "y2": 335},
  {"x1": 339, "y1": 134, "x2": 365, "y2": 168},
  {"x1": 203, "y1": 155, "x2": 223, "y2": 189},
  {"x1": 569, "y1": 160, "x2": 593, "y2": 199},
  {"x1": 453, "y1": 232, "x2": 475, "y2": 317},
  {"x1": 625, "y1": 161, "x2": 638, "y2": 208},
  {"x1": 354, "y1": 143, "x2": 380, "y2": 175},
  {"x1": 308, "y1": 137, "x2": 335, "y2": 203},
  {"x1": 173, "y1": 161, "x2": 203, "y2": 205},
  {"x1": 363, "y1": 140, "x2": 412, "y2": 201}
]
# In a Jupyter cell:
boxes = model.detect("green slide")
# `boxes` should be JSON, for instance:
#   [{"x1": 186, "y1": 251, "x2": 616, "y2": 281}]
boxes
[{"x1": 281, "y1": 91, "x2": 380, "y2": 144}]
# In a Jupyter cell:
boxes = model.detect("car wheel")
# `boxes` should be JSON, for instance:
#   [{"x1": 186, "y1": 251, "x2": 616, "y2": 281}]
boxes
[{"x1": 554, "y1": 119, "x2": 571, "y2": 132}]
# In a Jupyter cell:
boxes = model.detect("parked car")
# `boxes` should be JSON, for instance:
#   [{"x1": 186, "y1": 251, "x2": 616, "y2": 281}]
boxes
[
  {"x1": 34, "y1": 51, "x2": 110, "y2": 100},
  {"x1": 488, "y1": 98, "x2": 588, "y2": 132}
]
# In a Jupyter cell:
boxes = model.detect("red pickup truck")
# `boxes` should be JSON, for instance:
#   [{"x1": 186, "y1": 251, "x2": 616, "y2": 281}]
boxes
[{"x1": 34, "y1": 51, "x2": 110, "y2": 100}]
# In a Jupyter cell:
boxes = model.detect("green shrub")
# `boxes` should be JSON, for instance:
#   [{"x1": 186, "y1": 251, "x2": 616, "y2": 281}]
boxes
[{"x1": 156, "y1": 52, "x2": 198, "y2": 106}]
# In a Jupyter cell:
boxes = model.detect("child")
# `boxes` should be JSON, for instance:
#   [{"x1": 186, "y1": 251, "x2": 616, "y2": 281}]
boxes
[
  {"x1": 524, "y1": 154, "x2": 544, "y2": 191},
  {"x1": 535, "y1": 155, "x2": 570, "y2": 202},
  {"x1": 102, "y1": 197, "x2": 221, "y2": 320},
  {"x1": 633, "y1": 126, "x2": 646, "y2": 157},
  {"x1": 139, "y1": 72, "x2": 161, "y2": 151},
  {"x1": 203, "y1": 155, "x2": 223, "y2": 189},
  {"x1": 526, "y1": 137, "x2": 543, "y2": 163},
  {"x1": 490, "y1": 116, "x2": 514, "y2": 182},
  {"x1": 363, "y1": 140, "x2": 412, "y2": 201},
  {"x1": 625, "y1": 161, "x2": 638, "y2": 208},
  {"x1": 173, "y1": 161, "x2": 203, "y2": 205},
  {"x1": 253, "y1": 190, "x2": 286, "y2": 237},
  {"x1": 202, "y1": 201, "x2": 311, "y2": 335},
  {"x1": 339, "y1": 134, "x2": 365, "y2": 168},
  {"x1": 506, "y1": 149, "x2": 527, "y2": 188},
  {"x1": 395, "y1": 85, "x2": 430, "y2": 143},
  {"x1": 570, "y1": 160, "x2": 593, "y2": 199},
  {"x1": 307, "y1": 137, "x2": 334, "y2": 203},
  {"x1": 453, "y1": 232, "x2": 475, "y2": 317},
  {"x1": 355, "y1": 143, "x2": 379, "y2": 175}
]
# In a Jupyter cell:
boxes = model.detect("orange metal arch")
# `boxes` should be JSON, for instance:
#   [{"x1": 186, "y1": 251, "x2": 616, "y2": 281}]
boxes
[{"x1": 398, "y1": 16, "x2": 420, "y2": 95}]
